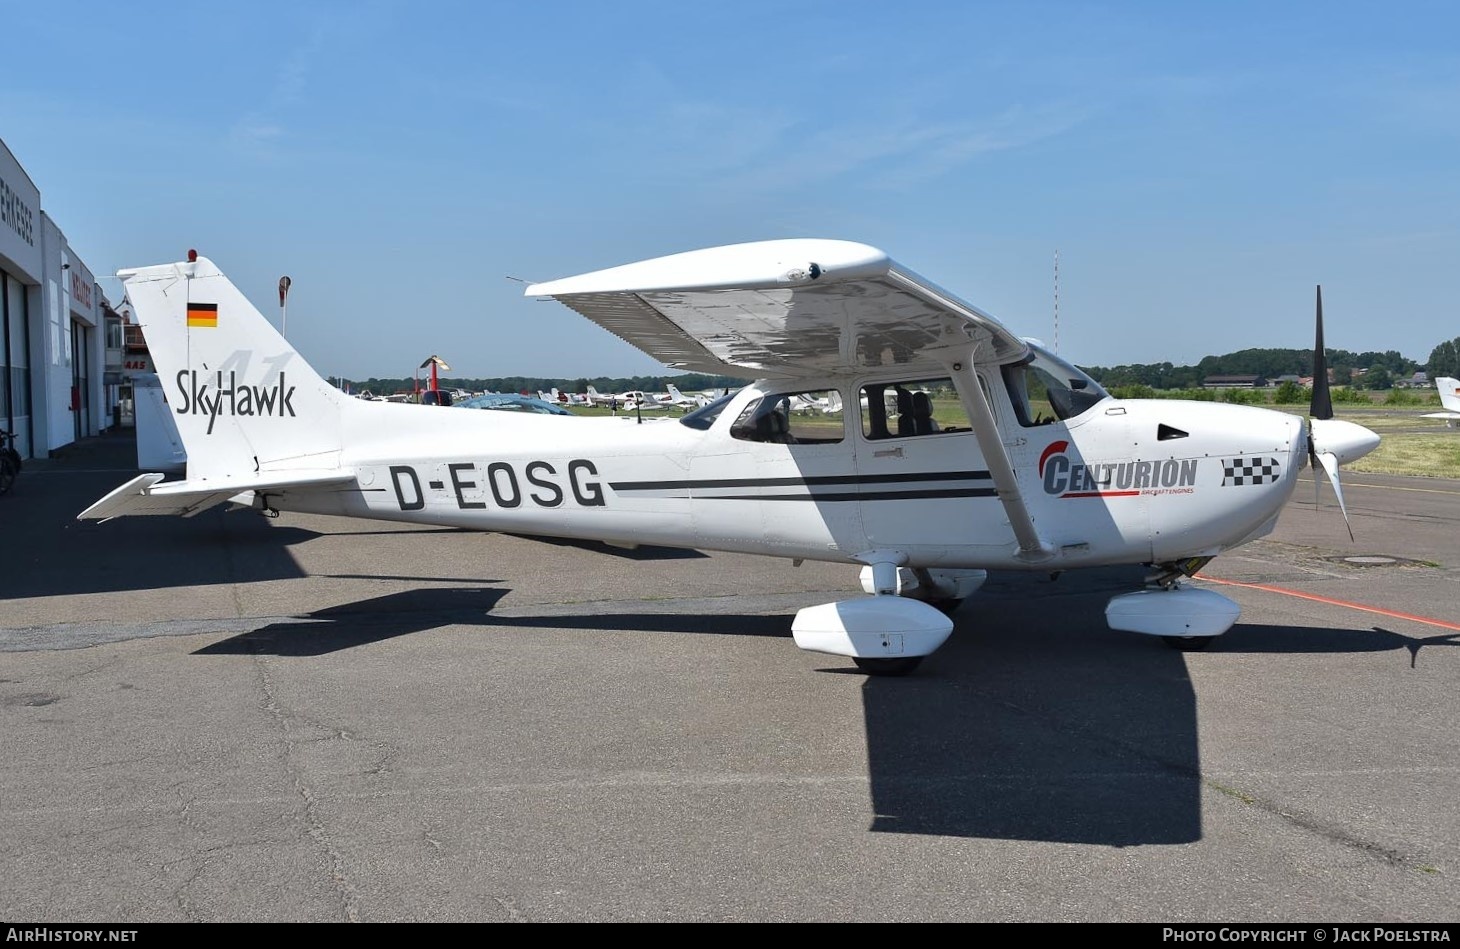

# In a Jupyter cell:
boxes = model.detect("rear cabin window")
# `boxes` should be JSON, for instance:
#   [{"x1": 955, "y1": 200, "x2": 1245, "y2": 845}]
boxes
[
  {"x1": 729, "y1": 390, "x2": 844, "y2": 444},
  {"x1": 859, "y1": 378, "x2": 972, "y2": 440}
]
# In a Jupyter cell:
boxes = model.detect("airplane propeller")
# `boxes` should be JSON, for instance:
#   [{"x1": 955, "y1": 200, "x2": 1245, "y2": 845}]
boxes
[{"x1": 1304, "y1": 285, "x2": 1381, "y2": 540}]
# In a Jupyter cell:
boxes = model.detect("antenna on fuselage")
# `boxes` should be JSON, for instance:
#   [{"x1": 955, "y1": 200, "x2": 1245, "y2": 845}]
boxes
[{"x1": 1053, "y1": 248, "x2": 1060, "y2": 355}]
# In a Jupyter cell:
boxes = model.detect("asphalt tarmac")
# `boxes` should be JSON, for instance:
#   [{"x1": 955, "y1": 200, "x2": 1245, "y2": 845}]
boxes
[{"x1": 2, "y1": 433, "x2": 1457, "y2": 922}]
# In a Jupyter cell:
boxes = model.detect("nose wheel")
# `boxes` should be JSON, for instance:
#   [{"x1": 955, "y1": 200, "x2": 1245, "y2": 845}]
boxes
[
  {"x1": 1162, "y1": 635, "x2": 1215, "y2": 651},
  {"x1": 851, "y1": 656, "x2": 924, "y2": 676}
]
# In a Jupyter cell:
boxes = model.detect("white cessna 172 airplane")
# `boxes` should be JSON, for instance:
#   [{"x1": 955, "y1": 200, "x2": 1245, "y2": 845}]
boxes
[{"x1": 81, "y1": 241, "x2": 1380, "y2": 674}]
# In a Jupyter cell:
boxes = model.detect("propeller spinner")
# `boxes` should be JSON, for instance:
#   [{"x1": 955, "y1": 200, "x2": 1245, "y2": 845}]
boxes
[{"x1": 1305, "y1": 285, "x2": 1380, "y2": 539}]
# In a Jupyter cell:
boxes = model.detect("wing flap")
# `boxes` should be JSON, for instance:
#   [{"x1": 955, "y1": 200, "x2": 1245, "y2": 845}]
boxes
[
  {"x1": 527, "y1": 239, "x2": 1027, "y2": 380},
  {"x1": 79, "y1": 471, "x2": 354, "y2": 522}
]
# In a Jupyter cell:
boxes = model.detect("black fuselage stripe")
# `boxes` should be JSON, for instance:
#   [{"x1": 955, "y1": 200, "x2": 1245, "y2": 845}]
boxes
[
  {"x1": 609, "y1": 470, "x2": 992, "y2": 491},
  {"x1": 692, "y1": 488, "x2": 999, "y2": 502}
]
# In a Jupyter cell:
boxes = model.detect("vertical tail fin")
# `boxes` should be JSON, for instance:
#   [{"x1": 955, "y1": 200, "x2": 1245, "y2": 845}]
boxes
[
  {"x1": 122, "y1": 257, "x2": 346, "y2": 480},
  {"x1": 1438, "y1": 378, "x2": 1460, "y2": 413}
]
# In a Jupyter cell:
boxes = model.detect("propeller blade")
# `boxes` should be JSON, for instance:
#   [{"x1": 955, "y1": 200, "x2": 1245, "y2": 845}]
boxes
[
  {"x1": 1310, "y1": 285, "x2": 1333, "y2": 421},
  {"x1": 1310, "y1": 445, "x2": 1322, "y2": 509},
  {"x1": 1302, "y1": 289, "x2": 1377, "y2": 540},
  {"x1": 1315, "y1": 450, "x2": 1353, "y2": 541}
]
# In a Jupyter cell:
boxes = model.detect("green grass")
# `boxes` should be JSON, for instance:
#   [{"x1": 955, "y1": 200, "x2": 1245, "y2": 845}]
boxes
[{"x1": 1348, "y1": 433, "x2": 1460, "y2": 479}]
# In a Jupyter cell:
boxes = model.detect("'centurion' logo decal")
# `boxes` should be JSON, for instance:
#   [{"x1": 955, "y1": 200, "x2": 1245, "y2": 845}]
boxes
[{"x1": 1040, "y1": 440, "x2": 1198, "y2": 498}]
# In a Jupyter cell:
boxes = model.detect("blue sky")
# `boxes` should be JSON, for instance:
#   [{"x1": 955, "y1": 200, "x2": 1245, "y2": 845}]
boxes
[{"x1": 3, "y1": 1, "x2": 1456, "y2": 380}]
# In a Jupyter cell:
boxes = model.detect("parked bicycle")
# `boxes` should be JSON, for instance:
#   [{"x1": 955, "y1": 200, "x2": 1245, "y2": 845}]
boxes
[{"x1": 0, "y1": 429, "x2": 20, "y2": 496}]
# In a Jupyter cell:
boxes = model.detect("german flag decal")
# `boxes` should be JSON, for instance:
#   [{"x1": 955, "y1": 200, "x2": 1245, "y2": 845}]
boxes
[{"x1": 186, "y1": 302, "x2": 218, "y2": 328}]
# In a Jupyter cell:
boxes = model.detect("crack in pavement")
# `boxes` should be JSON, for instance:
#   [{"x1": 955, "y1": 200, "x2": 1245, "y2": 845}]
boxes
[{"x1": 249, "y1": 647, "x2": 362, "y2": 923}]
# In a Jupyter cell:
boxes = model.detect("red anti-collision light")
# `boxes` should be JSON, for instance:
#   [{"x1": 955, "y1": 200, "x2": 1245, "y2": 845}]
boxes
[{"x1": 187, "y1": 249, "x2": 198, "y2": 262}]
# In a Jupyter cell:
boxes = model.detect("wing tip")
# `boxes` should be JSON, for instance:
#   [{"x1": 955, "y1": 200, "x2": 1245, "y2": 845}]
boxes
[{"x1": 523, "y1": 238, "x2": 889, "y2": 299}]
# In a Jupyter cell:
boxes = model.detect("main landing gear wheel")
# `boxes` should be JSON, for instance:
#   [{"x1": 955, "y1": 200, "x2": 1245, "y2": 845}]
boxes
[
  {"x1": 1162, "y1": 635, "x2": 1215, "y2": 651},
  {"x1": 852, "y1": 656, "x2": 924, "y2": 676}
]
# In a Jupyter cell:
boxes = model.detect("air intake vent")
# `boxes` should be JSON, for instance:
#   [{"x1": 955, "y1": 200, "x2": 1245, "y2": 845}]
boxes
[{"x1": 1157, "y1": 424, "x2": 1189, "y2": 441}]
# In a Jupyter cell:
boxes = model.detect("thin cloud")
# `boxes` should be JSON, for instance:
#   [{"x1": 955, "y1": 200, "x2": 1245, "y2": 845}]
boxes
[
  {"x1": 227, "y1": 23, "x2": 329, "y2": 159},
  {"x1": 695, "y1": 101, "x2": 1089, "y2": 194}
]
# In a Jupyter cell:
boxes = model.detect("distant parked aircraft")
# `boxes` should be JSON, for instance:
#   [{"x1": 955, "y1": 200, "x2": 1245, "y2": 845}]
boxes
[
  {"x1": 664, "y1": 384, "x2": 709, "y2": 409},
  {"x1": 584, "y1": 385, "x2": 619, "y2": 407},
  {"x1": 1420, "y1": 377, "x2": 1460, "y2": 429}
]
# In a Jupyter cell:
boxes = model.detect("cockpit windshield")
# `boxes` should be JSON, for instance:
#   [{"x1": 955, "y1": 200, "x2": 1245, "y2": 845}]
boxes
[
  {"x1": 679, "y1": 392, "x2": 737, "y2": 430},
  {"x1": 1002, "y1": 344, "x2": 1109, "y2": 427}
]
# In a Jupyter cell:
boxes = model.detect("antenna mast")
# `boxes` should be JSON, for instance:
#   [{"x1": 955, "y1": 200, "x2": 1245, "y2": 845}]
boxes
[{"x1": 1053, "y1": 249, "x2": 1060, "y2": 355}]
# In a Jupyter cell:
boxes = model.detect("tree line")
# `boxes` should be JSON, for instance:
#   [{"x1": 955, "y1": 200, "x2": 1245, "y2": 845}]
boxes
[{"x1": 1085, "y1": 336, "x2": 1460, "y2": 391}]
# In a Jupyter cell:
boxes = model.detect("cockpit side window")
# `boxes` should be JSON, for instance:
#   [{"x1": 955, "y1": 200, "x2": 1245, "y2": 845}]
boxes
[
  {"x1": 728, "y1": 390, "x2": 845, "y2": 444},
  {"x1": 1002, "y1": 346, "x2": 1109, "y2": 427},
  {"x1": 679, "y1": 392, "x2": 736, "y2": 430}
]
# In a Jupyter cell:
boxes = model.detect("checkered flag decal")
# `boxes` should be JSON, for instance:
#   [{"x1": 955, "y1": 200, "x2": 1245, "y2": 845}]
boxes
[{"x1": 1222, "y1": 457, "x2": 1281, "y2": 486}]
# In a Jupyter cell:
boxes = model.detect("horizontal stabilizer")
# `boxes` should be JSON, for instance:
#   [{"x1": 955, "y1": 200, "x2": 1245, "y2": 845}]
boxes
[{"x1": 79, "y1": 471, "x2": 354, "y2": 522}]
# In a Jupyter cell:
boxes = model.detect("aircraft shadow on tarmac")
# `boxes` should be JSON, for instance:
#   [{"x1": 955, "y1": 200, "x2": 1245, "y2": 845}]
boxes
[
  {"x1": 1217, "y1": 624, "x2": 1460, "y2": 667},
  {"x1": 859, "y1": 570, "x2": 1460, "y2": 843},
  {"x1": 441, "y1": 588, "x2": 1205, "y2": 847},
  {"x1": 194, "y1": 587, "x2": 509, "y2": 657},
  {"x1": 186, "y1": 568, "x2": 1452, "y2": 846},
  {"x1": 854, "y1": 566, "x2": 1206, "y2": 845},
  {"x1": 3, "y1": 472, "x2": 317, "y2": 599},
  {"x1": 499, "y1": 533, "x2": 712, "y2": 561}
]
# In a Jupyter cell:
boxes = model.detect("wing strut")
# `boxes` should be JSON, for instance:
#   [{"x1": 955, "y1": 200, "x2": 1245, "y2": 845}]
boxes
[{"x1": 955, "y1": 367, "x2": 1054, "y2": 563}]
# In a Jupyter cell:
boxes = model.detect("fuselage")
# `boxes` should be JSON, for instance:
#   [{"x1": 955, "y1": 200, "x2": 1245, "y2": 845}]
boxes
[{"x1": 281, "y1": 358, "x2": 1308, "y2": 571}]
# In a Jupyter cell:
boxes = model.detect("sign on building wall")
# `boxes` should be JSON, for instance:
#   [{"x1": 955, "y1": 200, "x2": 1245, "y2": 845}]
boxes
[
  {"x1": 0, "y1": 175, "x2": 35, "y2": 247},
  {"x1": 70, "y1": 270, "x2": 92, "y2": 310}
]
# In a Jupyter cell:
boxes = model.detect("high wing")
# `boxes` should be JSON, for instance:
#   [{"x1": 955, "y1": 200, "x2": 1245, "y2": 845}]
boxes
[
  {"x1": 529, "y1": 239, "x2": 1052, "y2": 562},
  {"x1": 525, "y1": 239, "x2": 1029, "y2": 380}
]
